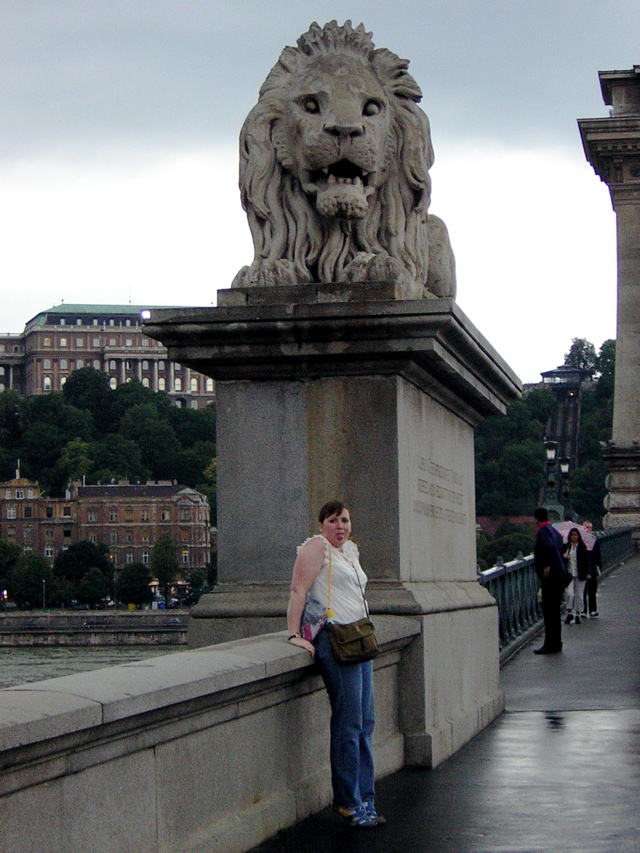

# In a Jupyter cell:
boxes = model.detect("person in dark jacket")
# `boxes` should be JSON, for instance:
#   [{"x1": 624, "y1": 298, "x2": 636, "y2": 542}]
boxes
[
  {"x1": 533, "y1": 507, "x2": 569, "y2": 654},
  {"x1": 563, "y1": 527, "x2": 590, "y2": 624},
  {"x1": 582, "y1": 520, "x2": 601, "y2": 617}
]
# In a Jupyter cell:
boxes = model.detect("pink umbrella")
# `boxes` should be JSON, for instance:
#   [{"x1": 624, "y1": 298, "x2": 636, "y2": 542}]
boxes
[{"x1": 552, "y1": 521, "x2": 597, "y2": 550}]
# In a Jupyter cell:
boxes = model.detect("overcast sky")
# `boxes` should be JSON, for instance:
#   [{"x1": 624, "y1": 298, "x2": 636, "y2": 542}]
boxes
[{"x1": 1, "y1": 0, "x2": 639, "y2": 383}]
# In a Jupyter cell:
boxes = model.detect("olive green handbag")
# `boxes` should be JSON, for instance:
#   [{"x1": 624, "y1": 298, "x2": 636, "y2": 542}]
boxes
[{"x1": 325, "y1": 546, "x2": 380, "y2": 664}]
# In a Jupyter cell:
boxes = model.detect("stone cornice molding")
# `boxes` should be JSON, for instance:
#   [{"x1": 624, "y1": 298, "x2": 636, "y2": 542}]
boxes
[{"x1": 578, "y1": 116, "x2": 640, "y2": 188}]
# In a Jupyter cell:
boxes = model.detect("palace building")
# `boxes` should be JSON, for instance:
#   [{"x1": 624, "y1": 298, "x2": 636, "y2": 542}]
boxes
[
  {"x1": 0, "y1": 474, "x2": 211, "y2": 573},
  {"x1": 0, "y1": 304, "x2": 216, "y2": 407}
]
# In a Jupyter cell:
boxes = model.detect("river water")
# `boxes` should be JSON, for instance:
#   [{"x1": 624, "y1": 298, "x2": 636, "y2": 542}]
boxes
[{"x1": 0, "y1": 646, "x2": 182, "y2": 689}]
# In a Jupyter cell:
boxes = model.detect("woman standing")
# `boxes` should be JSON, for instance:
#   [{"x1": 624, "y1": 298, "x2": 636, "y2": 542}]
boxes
[
  {"x1": 286, "y1": 500, "x2": 385, "y2": 829},
  {"x1": 563, "y1": 527, "x2": 590, "y2": 624}
]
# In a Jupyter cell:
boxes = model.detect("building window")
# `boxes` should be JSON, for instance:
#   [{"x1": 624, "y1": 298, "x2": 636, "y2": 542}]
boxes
[
  {"x1": 141, "y1": 529, "x2": 149, "y2": 542},
  {"x1": 180, "y1": 509, "x2": 190, "y2": 521},
  {"x1": 158, "y1": 377, "x2": 166, "y2": 391},
  {"x1": 43, "y1": 359, "x2": 51, "y2": 370},
  {"x1": 110, "y1": 530, "x2": 118, "y2": 544},
  {"x1": 43, "y1": 337, "x2": 52, "y2": 346},
  {"x1": 190, "y1": 378, "x2": 198, "y2": 393},
  {"x1": 93, "y1": 360, "x2": 101, "y2": 369},
  {"x1": 89, "y1": 534, "x2": 97, "y2": 544},
  {"x1": 63, "y1": 506, "x2": 71, "y2": 517},
  {"x1": 161, "y1": 509, "x2": 170, "y2": 521},
  {"x1": 126, "y1": 531, "x2": 133, "y2": 543},
  {"x1": 125, "y1": 360, "x2": 133, "y2": 371},
  {"x1": 125, "y1": 339, "x2": 132, "y2": 347},
  {"x1": 205, "y1": 378, "x2": 214, "y2": 392},
  {"x1": 92, "y1": 338, "x2": 100, "y2": 347},
  {"x1": 141, "y1": 338, "x2": 149, "y2": 347},
  {"x1": 76, "y1": 337, "x2": 84, "y2": 347},
  {"x1": 109, "y1": 338, "x2": 117, "y2": 347},
  {"x1": 60, "y1": 359, "x2": 67, "y2": 370},
  {"x1": 59, "y1": 337, "x2": 67, "y2": 347},
  {"x1": 24, "y1": 506, "x2": 32, "y2": 518},
  {"x1": 158, "y1": 360, "x2": 165, "y2": 371},
  {"x1": 76, "y1": 319, "x2": 82, "y2": 326},
  {"x1": 182, "y1": 549, "x2": 189, "y2": 564},
  {"x1": 27, "y1": 489, "x2": 35, "y2": 499},
  {"x1": 4, "y1": 489, "x2": 10, "y2": 498},
  {"x1": 60, "y1": 318, "x2": 66, "y2": 325},
  {"x1": 60, "y1": 376, "x2": 66, "y2": 389},
  {"x1": 174, "y1": 378, "x2": 182, "y2": 391},
  {"x1": 16, "y1": 490, "x2": 23, "y2": 499},
  {"x1": 45, "y1": 506, "x2": 53, "y2": 518},
  {"x1": 142, "y1": 377, "x2": 149, "y2": 388},
  {"x1": 142, "y1": 550, "x2": 150, "y2": 564},
  {"x1": 7, "y1": 506, "x2": 16, "y2": 519},
  {"x1": 88, "y1": 509, "x2": 97, "y2": 523},
  {"x1": 77, "y1": 359, "x2": 84, "y2": 369},
  {"x1": 125, "y1": 506, "x2": 134, "y2": 520},
  {"x1": 142, "y1": 360, "x2": 149, "y2": 371},
  {"x1": 109, "y1": 508, "x2": 117, "y2": 522},
  {"x1": 43, "y1": 376, "x2": 52, "y2": 391},
  {"x1": 109, "y1": 360, "x2": 116, "y2": 371},
  {"x1": 141, "y1": 508, "x2": 149, "y2": 521},
  {"x1": 45, "y1": 546, "x2": 54, "y2": 558},
  {"x1": 45, "y1": 528, "x2": 53, "y2": 538},
  {"x1": 126, "y1": 553, "x2": 134, "y2": 564},
  {"x1": 109, "y1": 377, "x2": 117, "y2": 389}
]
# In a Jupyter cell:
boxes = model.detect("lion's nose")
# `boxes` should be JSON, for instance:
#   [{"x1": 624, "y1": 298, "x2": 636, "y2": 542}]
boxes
[{"x1": 324, "y1": 119, "x2": 364, "y2": 140}]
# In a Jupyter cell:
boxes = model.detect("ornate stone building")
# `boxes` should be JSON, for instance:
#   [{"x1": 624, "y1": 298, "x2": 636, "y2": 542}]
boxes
[
  {"x1": 0, "y1": 304, "x2": 216, "y2": 407},
  {"x1": 0, "y1": 475, "x2": 211, "y2": 573}
]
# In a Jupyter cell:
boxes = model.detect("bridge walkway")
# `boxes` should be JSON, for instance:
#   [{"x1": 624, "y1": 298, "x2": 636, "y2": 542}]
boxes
[{"x1": 250, "y1": 555, "x2": 640, "y2": 853}]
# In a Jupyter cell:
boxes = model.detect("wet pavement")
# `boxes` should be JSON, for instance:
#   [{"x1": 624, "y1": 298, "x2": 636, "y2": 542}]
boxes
[{"x1": 251, "y1": 556, "x2": 640, "y2": 853}]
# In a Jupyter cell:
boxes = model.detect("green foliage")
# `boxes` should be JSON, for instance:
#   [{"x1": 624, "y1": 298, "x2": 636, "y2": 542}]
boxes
[
  {"x1": 0, "y1": 368, "x2": 216, "y2": 498},
  {"x1": 477, "y1": 532, "x2": 534, "y2": 569},
  {"x1": 151, "y1": 533, "x2": 179, "y2": 604},
  {"x1": 116, "y1": 562, "x2": 154, "y2": 607},
  {"x1": 0, "y1": 538, "x2": 22, "y2": 593},
  {"x1": 77, "y1": 567, "x2": 109, "y2": 607},
  {"x1": 564, "y1": 337, "x2": 597, "y2": 378},
  {"x1": 53, "y1": 541, "x2": 114, "y2": 589},
  {"x1": 182, "y1": 566, "x2": 211, "y2": 605},
  {"x1": 7, "y1": 552, "x2": 54, "y2": 609}
]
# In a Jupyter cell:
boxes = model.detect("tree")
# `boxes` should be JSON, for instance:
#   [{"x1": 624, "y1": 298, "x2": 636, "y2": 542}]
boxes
[
  {"x1": 0, "y1": 538, "x2": 22, "y2": 598},
  {"x1": 116, "y1": 562, "x2": 154, "y2": 607},
  {"x1": 7, "y1": 553, "x2": 54, "y2": 609},
  {"x1": 61, "y1": 367, "x2": 112, "y2": 427},
  {"x1": 564, "y1": 337, "x2": 597, "y2": 378},
  {"x1": 54, "y1": 541, "x2": 114, "y2": 590},
  {"x1": 151, "y1": 533, "x2": 178, "y2": 606},
  {"x1": 77, "y1": 567, "x2": 109, "y2": 607}
]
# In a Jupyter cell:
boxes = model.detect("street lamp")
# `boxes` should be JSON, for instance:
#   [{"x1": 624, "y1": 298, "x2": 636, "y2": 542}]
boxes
[{"x1": 542, "y1": 439, "x2": 564, "y2": 521}]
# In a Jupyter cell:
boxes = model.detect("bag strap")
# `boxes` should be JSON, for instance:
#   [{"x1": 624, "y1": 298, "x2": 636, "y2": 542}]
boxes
[{"x1": 326, "y1": 542, "x2": 369, "y2": 619}]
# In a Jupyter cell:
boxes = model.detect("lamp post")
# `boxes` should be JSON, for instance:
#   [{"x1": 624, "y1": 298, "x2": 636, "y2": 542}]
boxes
[
  {"x1": 559, "y1": 456, "x2": 579, "y2": 522},
  {"x1": 542, "y1": 439, "x2": 564, "y2": 521}
]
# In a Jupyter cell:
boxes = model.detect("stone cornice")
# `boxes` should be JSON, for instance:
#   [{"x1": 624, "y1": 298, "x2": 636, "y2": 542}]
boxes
[
  {"x1": 578, "y1": 115, "x2": 640, "y2": 186},
  {"x1": 144, "y1": 295, "x2": 522, "y2": 423}
]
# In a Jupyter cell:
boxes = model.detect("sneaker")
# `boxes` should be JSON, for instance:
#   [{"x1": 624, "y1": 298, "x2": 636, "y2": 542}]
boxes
[
  {"x1": 564, "y1": 614, "x2": 574, "y2": 624},
  {"x1": 590, "y1": 611, "x2": 599, "y2": 618},
  {"x1": 575, "y1": 615, "x2": 581, "y2": 624},
  {"x1": 363, "y1": 799, "x2": 386, "y2": 825},
  {"x1": 334, "y1": 805, "x2": 380, "y2": 829}
]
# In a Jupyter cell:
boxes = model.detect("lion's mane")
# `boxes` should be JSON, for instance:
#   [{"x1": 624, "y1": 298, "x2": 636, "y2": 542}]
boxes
[{"x1": 233, "y1": 21, "x2": 454, "y2": 297}]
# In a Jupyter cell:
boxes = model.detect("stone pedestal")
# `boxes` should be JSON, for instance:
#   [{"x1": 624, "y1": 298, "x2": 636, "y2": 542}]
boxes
[
  {"x1": 579, "y1": 68, "x2": 640, "y2": 539},
  {"x1": 144, "y1": 283, "x2": 520, "y2": 766}
]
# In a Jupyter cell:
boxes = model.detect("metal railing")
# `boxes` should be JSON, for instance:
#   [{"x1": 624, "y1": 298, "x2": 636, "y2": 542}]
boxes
[{"x1": 478, "y1": 526, "x2": 634, "y2": 660}]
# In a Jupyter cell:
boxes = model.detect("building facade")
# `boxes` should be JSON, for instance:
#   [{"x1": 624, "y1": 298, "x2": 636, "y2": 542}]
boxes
[
  {"x1": 0, "y1": 304, "x2": 216, "y2": 408},
  {"x1": 0, "y1": 476, "x2": 211, "y2": 573}
]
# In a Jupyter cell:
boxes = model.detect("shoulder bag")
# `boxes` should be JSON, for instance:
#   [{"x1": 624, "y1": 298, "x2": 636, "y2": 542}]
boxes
[{"x1": 324, "y1": 546, "x2": 380, "y2": 665}]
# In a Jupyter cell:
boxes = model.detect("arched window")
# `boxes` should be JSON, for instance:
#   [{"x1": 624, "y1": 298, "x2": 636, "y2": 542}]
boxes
[
  {"x1": 174, "y1": 377, "x2": 182, "y2": 392},
  {"x1": 142, "y1": 377, "x2": 149, "y2": 388},
  {"x1": 43, "y1": 376, "x2": 52, "y2": 391},
  {"x1": 93, "y1": 360, "x2": 101, "y2": 369},
  {"x1": 190, "y1": 377, "x2": 198, "y2": 392},
  {"x1": 76, "y1": 359, "x2": 83, "y2": 369},
  {"x1": 60, "y1": 359, "x2": 67, "y2": 370},
  {"x1": 109, "y1": 377, "x2": 117, "y2": 389},
  {"x1": 109, "y1": 360, "x2": 116, "y2": 371},
  {"x1": 142, "y1": 360, "x2": 149, "y2": 371},
  {"x1": 158, "y1": 377, "x2": 166, "y2": 391},
  {"x1": 205, "y1": 378, "x2": 214, "y2": 392},
  {"x1": 60, "y1": 376, "x2": 66, "y2": 388},
  {"x1": 158, "y1": 360, "x2": 165, "y2": 371}
]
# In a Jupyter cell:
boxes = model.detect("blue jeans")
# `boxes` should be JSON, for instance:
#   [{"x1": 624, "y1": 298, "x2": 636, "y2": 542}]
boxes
[{"x1": 313, "y1": 628, "x2": 376, "y2": 810}]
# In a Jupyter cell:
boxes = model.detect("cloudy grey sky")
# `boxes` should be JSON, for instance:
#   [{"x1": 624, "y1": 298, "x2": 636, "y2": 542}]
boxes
[{"x1": 2, "y1": 0, "x2": 639, "y2": 382}]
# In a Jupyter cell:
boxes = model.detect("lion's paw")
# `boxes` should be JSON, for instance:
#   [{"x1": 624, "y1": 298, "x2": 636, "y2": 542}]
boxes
[
  {"x1": 232, "y1": 260, "x2": 310, "y2": 288},
  {"x1": 342, "y1": 253, "x2": 409, "y2": 285}
]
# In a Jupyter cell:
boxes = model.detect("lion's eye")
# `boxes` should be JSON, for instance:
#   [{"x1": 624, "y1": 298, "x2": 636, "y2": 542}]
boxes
[
  {"x1": 363, "y1": 100, "x2": 381, "y2": 117},
  {"x1": 303, "y1": 98, "x2": 320, "y2": 114}
]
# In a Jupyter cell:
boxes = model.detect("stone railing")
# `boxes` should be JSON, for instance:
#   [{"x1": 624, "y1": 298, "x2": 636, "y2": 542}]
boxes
[
  {"x1": 0, "y1": 616, "x2": 419, "y2": 853},
  {"x1": 479, "y1": 526, "x2": 634, "y2": 660}
]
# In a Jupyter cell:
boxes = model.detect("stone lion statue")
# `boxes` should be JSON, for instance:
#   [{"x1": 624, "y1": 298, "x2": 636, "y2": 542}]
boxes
[{"x1": 233, "y1": 20, "x2": 456, "y2": 299}]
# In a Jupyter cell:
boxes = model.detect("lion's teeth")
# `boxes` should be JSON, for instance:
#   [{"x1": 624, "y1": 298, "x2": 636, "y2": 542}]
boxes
[
  {"x1": 353, "y1": 176, "x2": 362, "y2": 187},
  {"x1": 327, "y1": 174, "x2": 337, "y2": 185},
  {"x1": 322, "y1": 168, "x2": 329, "y2": 175}
]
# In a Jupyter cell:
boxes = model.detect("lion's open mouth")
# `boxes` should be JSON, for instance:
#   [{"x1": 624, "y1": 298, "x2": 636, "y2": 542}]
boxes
[{"x1": 310, "y1": 159, "x2": 369, "y2": 188}]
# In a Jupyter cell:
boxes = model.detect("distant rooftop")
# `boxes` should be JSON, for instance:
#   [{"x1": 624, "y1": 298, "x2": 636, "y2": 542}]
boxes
[{"x1": 24, "y1": 304, "x2": 180, "y2": 330}]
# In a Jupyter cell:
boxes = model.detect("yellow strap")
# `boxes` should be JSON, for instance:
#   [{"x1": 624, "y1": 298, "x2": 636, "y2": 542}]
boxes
[{"x1": 326, "y1": 545, "x2": 334, "y2": 618}]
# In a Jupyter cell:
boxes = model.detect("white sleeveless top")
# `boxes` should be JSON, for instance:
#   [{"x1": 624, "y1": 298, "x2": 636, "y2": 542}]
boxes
[{"x1": 299, "y1": 534, "x2": 369, "y2": 625}]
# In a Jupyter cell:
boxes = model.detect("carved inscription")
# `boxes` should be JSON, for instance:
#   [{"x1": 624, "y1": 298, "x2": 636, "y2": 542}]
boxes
[{"x1": 413, "y1": 456, "x2": 467, "y2": 525}]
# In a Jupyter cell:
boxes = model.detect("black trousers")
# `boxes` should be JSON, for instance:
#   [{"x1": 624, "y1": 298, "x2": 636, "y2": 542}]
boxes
[
  {"x1": 541, "y1": 580, "x2": 564, "y2": 651},
  {"x1": 584, "y1": 576, "x2": 598, "y2": 613}
]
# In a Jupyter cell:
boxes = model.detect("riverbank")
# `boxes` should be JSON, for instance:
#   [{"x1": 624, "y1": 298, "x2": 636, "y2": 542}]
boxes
[{"x1": 0, "y1": 610, "x2": 188, "y2": 647}]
